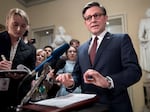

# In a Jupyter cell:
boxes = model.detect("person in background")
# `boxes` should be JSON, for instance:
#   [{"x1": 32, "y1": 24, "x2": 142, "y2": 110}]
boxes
[
  {"x1": 22, "y1": 30, "x2": 36, "y2": 45},
  {"x1": 56, "y1": 1, "x2": 142, "y2": 112},
  {"x1": 43, "y1": 45, "x2": 66, "y2": 74},
  {"x1": 0, "y1": 8, "x2": 36, "y2": 112},
  {"x1": 43, "y1": 45, "x2": 53, "y2": 58},
  {"x1": 56, "y1": 46, "x2": 81, "y2": 97},
  {"x1": 43, "y1": 45, "x2": 58, "y2": 71},
  {"x1": 69, "y1": 39, "x2": 80, "y2": 48},
  {"x1": 43, "y1": 45, "x2": 65, "y2": 98},
  {"x1": 35, "y1": 49, "x2": 47, "y2": 70},
  {"x1": 31, "y1": 49, "x2": 52, "y2": 101}
]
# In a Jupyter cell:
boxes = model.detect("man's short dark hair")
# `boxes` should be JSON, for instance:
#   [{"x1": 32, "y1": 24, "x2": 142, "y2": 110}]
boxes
[
  {"x1": 82, "y1": 1, "x2": 107, "y2": 16},
  {"x1": 43, "y1": 45, "x2": 53, "y2": 51},
  {"x1": 69, "y1": 39, "x2": 80, "y2": 45}
]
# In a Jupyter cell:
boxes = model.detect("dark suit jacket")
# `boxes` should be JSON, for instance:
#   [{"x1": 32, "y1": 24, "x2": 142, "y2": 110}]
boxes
[
  {"x1": 71, "y1": 32, "x2": 142, "y2": 112},
  {"x1": 0, "y1": 31, "x2": 36, "y2": 110}
]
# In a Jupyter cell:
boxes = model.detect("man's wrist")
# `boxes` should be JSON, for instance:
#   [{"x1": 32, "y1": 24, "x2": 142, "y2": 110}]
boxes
[
  {"x1": 67, "y1": 83, "x2": 75, "y2": 89},
  {"x1": 105, "y1": 76, "x2": 114, "y2": 89}
]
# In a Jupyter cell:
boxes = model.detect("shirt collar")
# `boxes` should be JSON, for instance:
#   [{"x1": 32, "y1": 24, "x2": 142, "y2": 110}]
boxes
[{"x1": 91, "y1": 30, "x2": 107, "y2": 40}]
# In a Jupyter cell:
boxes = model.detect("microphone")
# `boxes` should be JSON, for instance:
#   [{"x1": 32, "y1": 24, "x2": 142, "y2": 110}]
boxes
[
  {"x1": 31, "y1": 43, "x2": 70, "y2": 75},
  {"x1": 53, "y1": 58, "x2": 66, "y2": 74}
]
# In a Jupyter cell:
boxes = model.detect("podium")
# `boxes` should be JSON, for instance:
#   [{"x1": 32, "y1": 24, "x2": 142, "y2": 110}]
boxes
[{"x1": 21, "y1": 94, "x2": 109, "y2": 112}]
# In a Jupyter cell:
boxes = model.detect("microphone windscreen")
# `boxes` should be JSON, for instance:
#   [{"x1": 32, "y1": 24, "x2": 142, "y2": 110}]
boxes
[
  {"x1": 34, "y1": 43, "x2": 70, "y2": 72},
  {"x1": 51, "y1": 43, "x2": 70, "y2": 57},
  {"x1": 56, "y1": 59, "x2": 66, "y2": 69},
  {"x1": 54, "y1": 58, "x2": 66, "y2": 74}
]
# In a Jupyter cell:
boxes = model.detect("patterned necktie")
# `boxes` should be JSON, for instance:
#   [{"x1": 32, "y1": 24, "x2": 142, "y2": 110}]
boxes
[{"x1": 90, "y1": 37, "x2": 98, "y2": 65}]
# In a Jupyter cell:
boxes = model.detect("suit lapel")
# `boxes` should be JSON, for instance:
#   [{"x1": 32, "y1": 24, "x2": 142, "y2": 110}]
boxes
[
  {"x1": 94, "y1": 32, "x2": 112, "y2": 66},
  {"x1": 86, "y1": 39, "x2": 92, "y2": 66},
  {"x1": 80, "y1": 39, "x2": 92, "y2": 67}
]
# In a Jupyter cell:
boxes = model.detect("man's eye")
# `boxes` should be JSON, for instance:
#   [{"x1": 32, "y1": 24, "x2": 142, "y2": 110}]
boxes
[{"x1": 94, "y1": 14, "x2": 98, "y2": 18}]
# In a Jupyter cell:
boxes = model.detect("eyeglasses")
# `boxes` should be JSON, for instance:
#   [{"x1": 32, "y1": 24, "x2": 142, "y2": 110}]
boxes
[{"x1": 84, "y1": 13, "x2": 105, "y2": 22}]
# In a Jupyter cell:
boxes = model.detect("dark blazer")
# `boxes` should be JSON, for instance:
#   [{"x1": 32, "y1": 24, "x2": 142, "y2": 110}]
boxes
[
  {"x1": 0, "y1": 31, "x2": 36, "y2": 110},
  {"x1": 72, "y1": 32, "x2": 142, "y2": 112},
  {"x1": 0, "y1": 31, "x2": 36, "y2": 70}
]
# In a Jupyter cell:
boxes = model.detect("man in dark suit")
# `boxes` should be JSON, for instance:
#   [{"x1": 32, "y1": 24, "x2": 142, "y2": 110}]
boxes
[
  {"x1": 0, "y1": 8, "x2": 36, "y2": 112},
  {"x1": 56, "y1": 1, "x2": 142, "y2": 112}
]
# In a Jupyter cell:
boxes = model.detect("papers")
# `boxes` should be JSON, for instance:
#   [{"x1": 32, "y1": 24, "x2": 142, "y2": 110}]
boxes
[{"x1": 31, "y1": 93, "x2": 96, "y2": 108}]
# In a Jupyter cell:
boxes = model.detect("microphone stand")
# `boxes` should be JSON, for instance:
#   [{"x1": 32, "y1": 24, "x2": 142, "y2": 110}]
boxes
[{"x1": 16, "y1": 63, "x2": 51, "y2": 111}]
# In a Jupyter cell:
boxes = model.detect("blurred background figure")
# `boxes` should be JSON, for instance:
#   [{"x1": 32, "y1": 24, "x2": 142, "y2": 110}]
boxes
[
  {"x1": 56, "y1": 46, "x2": 81, "y2": 97},
  {"x1": 69, "y1": 39, "x2": 80, "y2": 48},
  {"x1": 23, "y1": 30, "x2": 36, "y2": 45},
  {"x1": 35, "y1": 49, "x2": 47, "y2": 67},
  {"x1": 31, "y1": 49, "x2": 49, "y2": 101},
  {"x1": 43, "y1": 45, "x2": 53, "y2": 58},
  {"x1": 32, "y1": 48, "x2": 64, "y2": 99}
]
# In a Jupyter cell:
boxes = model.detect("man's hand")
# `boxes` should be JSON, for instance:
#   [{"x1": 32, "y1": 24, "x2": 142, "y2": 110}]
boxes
[
  {"x1": 83, "y1": 69, "x2": 110, "y2": 88},
  {"x1": 56, "y1": 73, "x2": 74, "y2": 88}
]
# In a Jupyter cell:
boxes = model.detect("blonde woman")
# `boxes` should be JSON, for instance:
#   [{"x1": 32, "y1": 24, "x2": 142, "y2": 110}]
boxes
[
  {"x1": 0, "y1": 8, "x2": 36, "y2": 111},
  {"x1": 31, "y1": 49, "x2": 48, "y2": 101},
  {"x1": 31, "y1": 49, "x2": 57, "y2": 101}
]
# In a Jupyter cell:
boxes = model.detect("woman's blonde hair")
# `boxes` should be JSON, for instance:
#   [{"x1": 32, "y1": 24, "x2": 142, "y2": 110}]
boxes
[
  {"x1": 36, "y1": 49, "x2": 47, "y2": 60},
  {"x1": 5, "y1": 8, "x2": 30, "y2": 29}
]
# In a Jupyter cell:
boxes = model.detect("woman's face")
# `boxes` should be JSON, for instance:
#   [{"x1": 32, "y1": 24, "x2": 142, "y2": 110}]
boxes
[
  {"x1": 66, "y1": 46, "x2": 77, "y2": 61},
  {"x1": 36, "y1": 51, "x2": 46, "y2": 66},
  {"x1": 7, "y1": 15, "x2": 28, "y2": 40}
]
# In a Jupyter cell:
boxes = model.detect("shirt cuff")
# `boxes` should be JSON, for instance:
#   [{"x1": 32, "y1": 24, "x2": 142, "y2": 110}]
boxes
[
  {"x1": 106, "y1": 76, "x2": 114, "y2": 89},
  {"x1": 66, "y1": 83, "x2": 75, "y2": 89}
]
